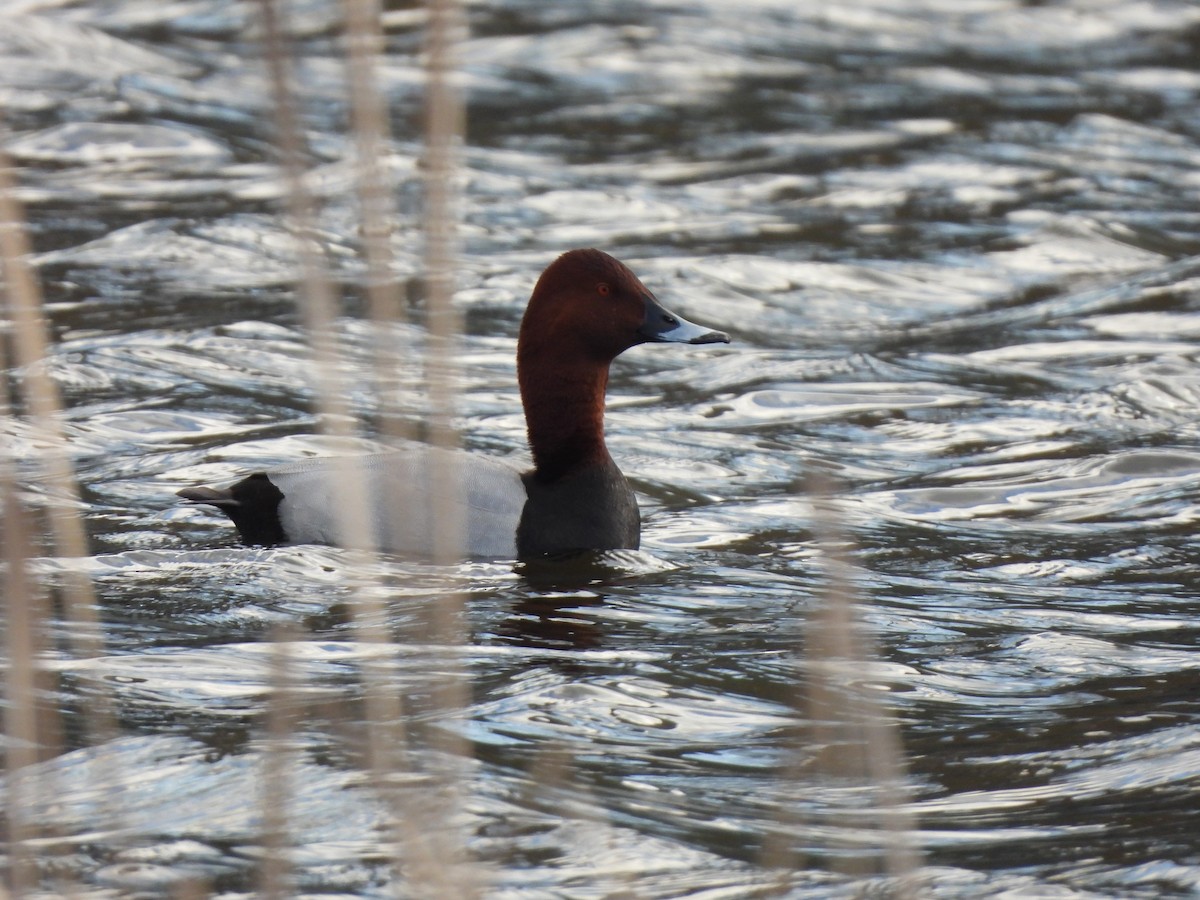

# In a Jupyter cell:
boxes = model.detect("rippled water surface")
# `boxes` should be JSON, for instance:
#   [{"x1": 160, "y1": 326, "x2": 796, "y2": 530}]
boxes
[{"x1": 5, "y1": 0, "x2": 1200, "y2": 896}]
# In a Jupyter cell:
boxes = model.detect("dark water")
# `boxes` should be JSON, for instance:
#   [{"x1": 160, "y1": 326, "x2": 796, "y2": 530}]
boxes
[{"x1": 5, "y1": 0, "x2": 1200, "y2": 896}]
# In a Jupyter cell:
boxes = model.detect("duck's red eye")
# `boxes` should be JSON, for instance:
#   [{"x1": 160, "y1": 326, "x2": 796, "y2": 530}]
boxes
[{"x1": 597, "y1": 283, "x2": 611, "y2": 297}]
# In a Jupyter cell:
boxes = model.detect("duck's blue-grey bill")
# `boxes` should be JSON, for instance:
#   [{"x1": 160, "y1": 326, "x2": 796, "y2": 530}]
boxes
[{"x1": 639, "y1": 294, "x2": 731, "y2": 345}]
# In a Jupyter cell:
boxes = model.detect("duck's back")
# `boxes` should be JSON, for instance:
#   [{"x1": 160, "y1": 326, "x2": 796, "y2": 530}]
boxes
[{"x1": 265, "y1": 448, "x2": 528, "y2": 558}]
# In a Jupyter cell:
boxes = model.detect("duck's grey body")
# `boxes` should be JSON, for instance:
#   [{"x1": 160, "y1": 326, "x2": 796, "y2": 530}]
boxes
[{"x1": 184, "y1": 449, "x2": 529, "y2": 559}]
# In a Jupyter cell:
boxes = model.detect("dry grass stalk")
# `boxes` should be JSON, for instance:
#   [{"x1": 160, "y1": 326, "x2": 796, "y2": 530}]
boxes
[
  {"x1": 422, "y1": 0, "x2": 466, "y2": 560},
  {"x1": 765, "y1": 481, "x2": 922, "y2": 897},
  {"x1": 0, "y1": 136, "x2": 114, "y2": 742},
  {"x1": 345, "y1": 0, "x2": 412, "y2": 441},
  {"x1": 259, "y1": 0, "x2": 478, "y2": 894},
  {"x1": 257, "y1": 0, "x2": 413, "y2": 886},
  {"x1": 259, "y1": 623, "x2": 301, "y2": 899},
  {"x1": 2, "y1": 121, "x2": 115, "y2": 895},
  {"x1": 2, "y1": 482, "x2": 46, "y2": 894},
  {"x1": 394, "y1": 0, "x2": 480, "y2": 895}
]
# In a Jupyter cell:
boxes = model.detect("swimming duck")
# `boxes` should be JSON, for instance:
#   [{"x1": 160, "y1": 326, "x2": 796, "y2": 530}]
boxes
[{"x1": 179, "y1": 248, "x2": 729, "y2": 558}]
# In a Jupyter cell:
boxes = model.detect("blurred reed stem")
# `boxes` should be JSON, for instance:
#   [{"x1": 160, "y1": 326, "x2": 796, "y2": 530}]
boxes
[
  {"x1": 2, "y1": 123, "x2": 113, "y2": 893},
  {"x1": 258, "y1": 0, "x2": 410, "y2": 887},
  {"x1": 420, "y1": 0, "x2": 473, "y2": 729},
  {"x1": 345, "y1": 0, "x2": 412, "y2": 441},
  {"x1": 403, "y1": 0, "x2": 479, "y2": 895},
  {"x1": 2, "y1": 481, "x2": 45, "y2": 894},
  {"x1": 765, "y1": 482, "x2": 922, "y2": 896},
  {"x1": 423, "y1": 0, "x2": 465, "y2": 483},
  {"x1": 0, "y1": 138, "x2": 114, "y2": 740},
  {"x1": 259, "y1": 0, "x2": 356, "y2": 453},
  {"x1": 259, "y1": 623, "x2": 301, "y2": 899},
  {"x1": 259, "y1": 0, "x2": 475, "y2": 894}
]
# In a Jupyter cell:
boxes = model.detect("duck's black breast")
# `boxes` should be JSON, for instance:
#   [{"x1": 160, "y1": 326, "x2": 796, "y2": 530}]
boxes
[{"x1": 516, "y1": 459, "x2": 640, "y2": 557}]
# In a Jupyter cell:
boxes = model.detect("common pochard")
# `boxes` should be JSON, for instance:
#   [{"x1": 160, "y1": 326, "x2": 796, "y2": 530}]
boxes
[{"x1": 179, "y1": 248, "x2": 730, "y2": 558}]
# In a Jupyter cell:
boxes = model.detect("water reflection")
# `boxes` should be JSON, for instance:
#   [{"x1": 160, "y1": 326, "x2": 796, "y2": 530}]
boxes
[{"x1": 496, "y1": 593, "x2": 607, "y2": 652}]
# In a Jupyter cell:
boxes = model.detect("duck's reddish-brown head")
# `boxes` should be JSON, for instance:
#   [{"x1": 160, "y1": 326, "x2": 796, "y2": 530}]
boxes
[
  {"x1": 518, "y1": 248, "x2": 729, "y2": 364},
  {"x1": 517, "y1": 249, "x2": 728, "y2": 478}
]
